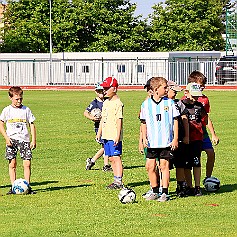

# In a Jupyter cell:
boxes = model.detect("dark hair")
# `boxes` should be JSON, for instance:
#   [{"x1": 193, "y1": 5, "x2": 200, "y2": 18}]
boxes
[
  {"x1": 8, "y1": 86, "x2": 23, "y2": 98},
  {"x1": 188, "y1": 71, "x2": 207, "y2": 85}
]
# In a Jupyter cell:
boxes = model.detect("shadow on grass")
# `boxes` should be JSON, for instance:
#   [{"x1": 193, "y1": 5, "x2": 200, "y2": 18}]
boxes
[
  {"x1": 126, "y1": 178, "x2": 177, "y2": 188},
  {"x1": 37, "y1": 184, "x2": 91, "y2": 192},
  {"x1": 203, "y1": 183, "x2": 237, "y2": 195},
  {"x1": 0, "y1": 180, "x2": 59, "y2": 189},
  {"x1": 123, "y1": 165, "x2": 144, "y2": 170}
]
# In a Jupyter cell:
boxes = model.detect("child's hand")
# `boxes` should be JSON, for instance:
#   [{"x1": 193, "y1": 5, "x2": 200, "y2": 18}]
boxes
[
  {"x1": 170, "y1": 139, "x2": 178, "y2": 150},
  {"x1": 139, "y1": 142, "x2": 144, "y2": 154},
  {"x1": 30, "y1": 142, "x2": 36, "y2": 150},
  {"x1": 6, "y1": 138, "x2": 12, "y2": 147},
  {"x1": 212, "y1": 134, "x2": 219, "y2": 146}
]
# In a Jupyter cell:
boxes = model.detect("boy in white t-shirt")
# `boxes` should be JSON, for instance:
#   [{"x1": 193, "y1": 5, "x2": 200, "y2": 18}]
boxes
[{"x1": 0, "y1": 86, "x2": 36, "y2": 194}]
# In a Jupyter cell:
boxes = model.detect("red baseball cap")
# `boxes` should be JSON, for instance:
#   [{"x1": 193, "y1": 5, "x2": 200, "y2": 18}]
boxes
[{"x1": 100, "y1": 77, "x2": 118, "y2": 88}]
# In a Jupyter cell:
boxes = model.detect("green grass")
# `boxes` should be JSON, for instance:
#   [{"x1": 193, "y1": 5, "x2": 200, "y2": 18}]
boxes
[{"x1": 0, "y1": 90, "x2": 236, "y2": 237}]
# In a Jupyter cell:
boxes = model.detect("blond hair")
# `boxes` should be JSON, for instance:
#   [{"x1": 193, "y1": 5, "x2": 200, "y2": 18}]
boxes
[{"x1": 150, "y1": 77, "x2": 167, "y2": 90}]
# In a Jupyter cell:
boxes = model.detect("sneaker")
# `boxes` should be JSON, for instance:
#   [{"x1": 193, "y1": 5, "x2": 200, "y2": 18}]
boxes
[
  {"x1": 158, "y1": 193, "x2": 170, "y2": 202},
  {"x1": 145, "y1": 192, "x2": 159, "y2": 201},
  {"x1": 102, "y1": 164, "x2": 113, "y2": 172},
  {"x1": 7, "y1": 188, "x2": 14, "y2": 195},
  {"x1": 106, "y1": 182, "x2": 124, "y2": 190},
  {"x1": 142, "y1": 189, "x2": 153, "y2": 198},
  {"x1": 185, "y1": 187, "x2": 195, "y2": 196},
  {"x1": 27, "y1": 186, "x2": 36, "y2": 195},
  {"x1": 86, "y1": 158, "x2": 95, "y2": 170},
  {"x1": 194, "y1": 186, "x2": 202, "y2": 196}
]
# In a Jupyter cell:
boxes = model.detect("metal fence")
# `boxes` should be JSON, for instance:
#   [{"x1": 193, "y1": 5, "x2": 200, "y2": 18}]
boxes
[{"x1": 0, "y1": 58, "x2": 231, "y2": 86}]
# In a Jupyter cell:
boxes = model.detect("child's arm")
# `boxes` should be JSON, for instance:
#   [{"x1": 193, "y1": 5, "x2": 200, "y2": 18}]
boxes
[
  {"x1": 0, "y1": 120, "x2": 12, "y2": 146},
  {"x1": 139, "y1": 125, "x2": 144, "y2": 154},
  {"x1": 181, "y1": 114, "x2": 189, "y2": 144},
  {"x1": 141, "y1": 121, "x2": 148, "y2": 148},
  {"x1": 114, "y1": 118, "x2": 123, "y2": 146},
  {"x1": 96, "y1": 121, "x2": 102, "y2": 143},
  {"x1": 84, "y1": 110, "x2": 100, "y2": 122},
  {"x1": 171, "y1": 118, "x2": 179, "y2": 150},
  {"x1": 207, "y1": 117, "x2": 219, "y2": 145},
  {"x1": 30, "y1": 122, "x2": 36, "y2": 150}
]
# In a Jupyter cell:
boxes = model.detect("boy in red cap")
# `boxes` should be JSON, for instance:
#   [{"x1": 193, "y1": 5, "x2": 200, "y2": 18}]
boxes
[{"x1": 96, "y1": 77, "x2": 124, "y2": 189}]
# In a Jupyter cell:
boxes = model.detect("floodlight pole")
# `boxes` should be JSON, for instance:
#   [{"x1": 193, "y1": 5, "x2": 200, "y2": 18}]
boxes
[{"x1": 49, "y1": 0, "x2": 53, "y2": 84}]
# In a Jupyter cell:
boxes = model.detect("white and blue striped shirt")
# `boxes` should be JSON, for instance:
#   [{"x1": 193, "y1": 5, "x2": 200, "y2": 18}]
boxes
[{"x1": 140, "y1": 97, "x2": 180, "y2": 148}]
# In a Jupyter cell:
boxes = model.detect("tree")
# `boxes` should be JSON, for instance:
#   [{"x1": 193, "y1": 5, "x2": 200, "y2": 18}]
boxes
[
  {"x1": 1, "y1": 0, "x2": 51, "y2": 52},
  {"x1": 148, "y1": 0, "x2": 231, "y2": 51},
  {"x1": 0, "y1": 0, "x2": 148, "y2": 53}
]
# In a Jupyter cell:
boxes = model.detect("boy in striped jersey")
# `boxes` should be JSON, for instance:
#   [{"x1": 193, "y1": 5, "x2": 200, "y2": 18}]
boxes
[{"x1": 140, "y1": 77, "x2": 179, "y2": 202}]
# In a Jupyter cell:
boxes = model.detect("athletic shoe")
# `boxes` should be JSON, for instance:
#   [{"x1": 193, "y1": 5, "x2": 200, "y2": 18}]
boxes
[
  {"x1": 102, "y1": 164, "x2": 112, "y2": 172},
  {"x1": 185, "y1": 187, "x2": 195, "y2": 196},
  {"x1": 158, "y1": 193, "x2": 170, "y2": 202},
  {"x1": 6, "y1": 188, "x2": 14, "y2": 195},
  {"x1": 176, "y1": 184, "x2": 187, "y2": 198},
  {"x1": 27, "y1": 186, "x2": 36, "y2": 195},
  {"x1": 85, "y1": 158, "x2": 95, "y2": 170},
  {"x1": 145, "y1": 192, "x2": 159, "y2": 201},
  {"x1": 106, "y1": 182, "x2": 124, "y2": 190},
  {"x1": 142, "y1": 189, "x2": 153, "y2": 198},
  {"x1": 194, "y1": 186, "x2": 202, "y2": 196}
]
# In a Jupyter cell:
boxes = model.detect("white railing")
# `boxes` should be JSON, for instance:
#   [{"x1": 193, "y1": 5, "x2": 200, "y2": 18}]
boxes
[{"x1": 0, "y1": 58, "x2": 227, "y2": 86}]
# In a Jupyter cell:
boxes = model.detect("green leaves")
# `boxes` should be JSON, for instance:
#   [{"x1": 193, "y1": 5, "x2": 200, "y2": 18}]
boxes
[{"x1": 0, "y1": 0, "x2": 233, "y2": 52}]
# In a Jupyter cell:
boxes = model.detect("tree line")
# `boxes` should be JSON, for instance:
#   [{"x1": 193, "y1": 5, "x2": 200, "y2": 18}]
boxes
[{"x1": 0, "y1": 0, "x2": 235, "y2": 53}]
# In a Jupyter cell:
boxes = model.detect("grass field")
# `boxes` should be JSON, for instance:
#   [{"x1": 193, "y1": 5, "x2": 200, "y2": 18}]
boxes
[{"x1": 0, "y1": 90, "x2": 236, "y2": 237}]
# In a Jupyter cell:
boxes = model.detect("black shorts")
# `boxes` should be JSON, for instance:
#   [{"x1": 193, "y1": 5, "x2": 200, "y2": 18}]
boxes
[
  {"x1": 188, "y1": 140, "x2": 202, "y2": 168},
  {"x1": 146, "y1": 147, "x2": 173, "y2": 160},
  {"x1": 173, "y1": 142, "x2": 190, "y2": 169}
]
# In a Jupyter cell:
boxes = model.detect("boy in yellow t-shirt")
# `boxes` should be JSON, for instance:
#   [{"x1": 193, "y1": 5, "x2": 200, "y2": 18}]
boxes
[{"x1": 96, "y1": 77, "x2": 124, "y2": 189}]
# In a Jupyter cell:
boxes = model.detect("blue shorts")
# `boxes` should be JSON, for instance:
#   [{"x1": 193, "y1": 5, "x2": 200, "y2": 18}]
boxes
[
  {"x1": 103, "y1": 140, "x2": 122, "y2": 157},
  {"x1": 202, "y1": 137, "x2": 213, "y2": 150}
]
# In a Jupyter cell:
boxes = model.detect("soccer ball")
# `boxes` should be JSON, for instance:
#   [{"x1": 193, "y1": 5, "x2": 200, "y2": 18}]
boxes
[
  {"x1": 12, "y1": 178, "x2": 29, "y2": 194},
  {"x1": 203, "y1": 176, "x2": 220, "y2": 192},
  {"x1": 118, "y1": 188, "x2": 136, "y2": 204},
  {"x1": 90, "y1": 108, "x2": 102, "y2": 119}
]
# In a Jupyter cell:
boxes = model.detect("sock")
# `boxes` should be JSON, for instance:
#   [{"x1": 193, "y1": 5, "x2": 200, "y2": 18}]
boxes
[
  {"x1": 152, "y1": 186, "x2": 159, "y2": 194},
  {"x1": 114, "y1": 176, "x2": 122, "y2": 184},
  {"x1": 91, "y1": 158, "x2": 95, "y2": 163},
  {"x1": 162, "y1": 188, "x2": 168, "y2": 195}
]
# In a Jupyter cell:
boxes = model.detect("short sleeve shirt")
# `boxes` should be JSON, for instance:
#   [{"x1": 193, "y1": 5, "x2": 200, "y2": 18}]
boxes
[
  {"x1": 140, "y1": 96, "x2": 180, "y2": 148},
  {"x1": 86, "y1": 98, "x2": 103, "y2": 128},
  {"x1": 0, "y1": 105, "x2": 35, "y2": 142},
  {"x1": 101, "y1": 98, "x2": 123, "y2": 141}
]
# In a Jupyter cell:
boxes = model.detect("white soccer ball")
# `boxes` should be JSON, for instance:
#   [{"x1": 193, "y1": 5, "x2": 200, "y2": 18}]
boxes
[
  {"x1": 203, "y1": 176, "x2": 220, "y2": 192},
  {"x1": 12, "y1": 178, "x2": 29, "y2": 194},
  {"x1": 90, "y1": 108, "x2": 102, "y2": 119},
  {"x1": 118, "y1": 188, "x2": 136, "y2": 204}
]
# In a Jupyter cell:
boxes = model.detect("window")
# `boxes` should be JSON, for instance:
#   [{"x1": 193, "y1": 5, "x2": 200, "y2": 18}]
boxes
[
  {"x1": 82, "y1": 65, "x2": 89, "y2": 73},
  {"x1": 66, "y1": 65, "x2": 73, "y2": 73},
  {"x1": 117, "y1": 64, "x2": 126, "y2": 73},
  {"x1": 137, "y1": 64, "x2": 145, "y2": 73}
]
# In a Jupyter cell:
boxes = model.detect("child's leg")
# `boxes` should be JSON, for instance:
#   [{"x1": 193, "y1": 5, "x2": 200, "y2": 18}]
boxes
[
  {"x1": 193, "y1": 166, "x2": 201, "y2": 187},
  {"x1": 23, "y1": 159, "x2": 31, "y2": 184},
  {"x1": 92, "y1": 147, "x2": 104, "y2": 162},
  {"x1": 159, "y1": 159, "x2": 169, "y2": 192},
  {"x1": 145, "y1": 159, "x2": 158, "y2": 188},
  {"x1": 184, "y1": 169, "x2": 193, "y2": 188},
  {"x1": 204, "y1": 148, "x2": 215, "y2": 177},
  {"x1": 9, "y1": 159, "x2": 17, "y2": 184},
  {"x1": 103, "y1": 154, "x2": 109, "y2": 166},
  {"x1": 110, "y1": 155, "x2": 123, "y2": 184}
]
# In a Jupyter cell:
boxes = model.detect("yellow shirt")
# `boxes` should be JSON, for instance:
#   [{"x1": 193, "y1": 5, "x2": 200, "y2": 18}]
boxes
[{"x1": 101, "y1": 98, "x2": 123, "y2": 141}]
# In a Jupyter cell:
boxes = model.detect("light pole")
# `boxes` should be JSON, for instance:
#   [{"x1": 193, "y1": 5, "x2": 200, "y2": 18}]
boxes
[{"x1": 49, "y1": 0, "x2": 53, "y2": 84}]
